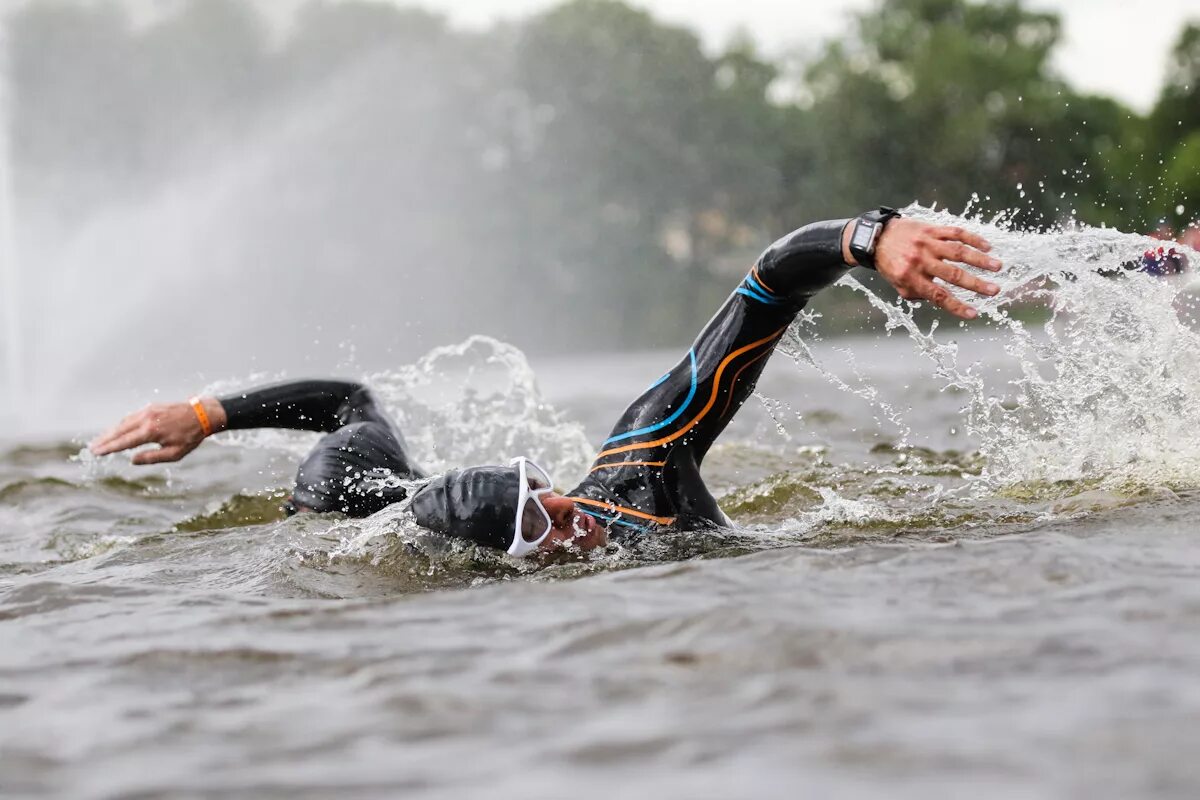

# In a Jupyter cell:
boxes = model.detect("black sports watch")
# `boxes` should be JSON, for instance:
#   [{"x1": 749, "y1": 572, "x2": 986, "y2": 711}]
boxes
[{"x1": 848, "y1": 206, "x2": 902, "y2": 270}]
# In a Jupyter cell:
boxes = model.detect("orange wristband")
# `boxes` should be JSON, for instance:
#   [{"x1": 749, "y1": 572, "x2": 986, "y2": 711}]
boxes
[{"x1": 189, "y1": 397, "x2": 213, "y2": 437}]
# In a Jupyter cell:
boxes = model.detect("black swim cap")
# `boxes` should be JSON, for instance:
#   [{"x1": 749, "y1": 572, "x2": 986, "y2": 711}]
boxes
[{"x1": 409, "y1": 466, "x2": 521, "y2": 549}]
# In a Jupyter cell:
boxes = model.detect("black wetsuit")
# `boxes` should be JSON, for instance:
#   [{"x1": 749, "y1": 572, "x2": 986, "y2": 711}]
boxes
[{"x1": 220, "y1": 218, "x2": 853, "y2": 541}]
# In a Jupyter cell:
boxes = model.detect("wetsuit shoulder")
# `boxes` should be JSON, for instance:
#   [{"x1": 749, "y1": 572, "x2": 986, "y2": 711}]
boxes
[{"x1": 219, "y1": 379, "x2": 427, "y2": 517}]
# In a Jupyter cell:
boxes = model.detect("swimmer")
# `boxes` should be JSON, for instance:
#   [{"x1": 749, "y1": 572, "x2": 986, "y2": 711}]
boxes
[
  {"x1": 1138, "y1": 246, "x2": 1189, "y2": 276},
  {"x1": 90, "y1": 210, "x2": 1002, "y2": 556},
  {"x1": 1108, "y1": 246, "x2": 1190, "y2": 278}
]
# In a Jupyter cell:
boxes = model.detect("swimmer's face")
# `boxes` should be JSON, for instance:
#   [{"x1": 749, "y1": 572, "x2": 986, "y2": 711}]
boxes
[{"x1": 536, "y1": 492, "x2": 608, "y2": 553}]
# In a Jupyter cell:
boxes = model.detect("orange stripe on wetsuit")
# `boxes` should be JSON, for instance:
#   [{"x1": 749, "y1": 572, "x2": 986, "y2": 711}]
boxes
[
  {"x1": 719, "y1": 347, "x2": 773, "y2": 420},
  {"x1": 589, "y1": 460, "x2": 667, "y2": 471},
  {"x1": 566, "y1": 496, "x2": 677, "y2": 526},
  {"x1": 751, "y1": 264, "x2": 776, "y2": 295},
  {"x1": 591, "y1": 352, "x2": 772, "y2": 473},
  {"x1": 591, "y1": 325, "x2": 788, "y2": 467}
]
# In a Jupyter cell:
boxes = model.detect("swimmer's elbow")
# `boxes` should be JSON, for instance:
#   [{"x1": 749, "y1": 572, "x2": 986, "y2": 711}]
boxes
[{"x1": 757, "y1": 218, "x2": 854, "y2": 300}]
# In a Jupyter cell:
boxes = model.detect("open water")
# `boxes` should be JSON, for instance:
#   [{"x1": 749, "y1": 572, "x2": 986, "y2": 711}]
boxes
[{"x1": 4, "y1": 211, "x2": 1200, "y2": 798}]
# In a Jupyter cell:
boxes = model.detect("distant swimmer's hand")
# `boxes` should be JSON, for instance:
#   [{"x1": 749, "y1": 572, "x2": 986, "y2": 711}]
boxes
[
  {"x1": 89, "y1": 397, "x2": 227, "y2": 465},
  {"x1": 847, "y1": 218, "x2": 1003, "y2": 320}
]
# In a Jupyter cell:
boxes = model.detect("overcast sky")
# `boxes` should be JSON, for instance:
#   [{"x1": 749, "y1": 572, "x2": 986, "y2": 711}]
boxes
[{"x1": 361, "y1": 0, "x2": 1196, "y2": 113}]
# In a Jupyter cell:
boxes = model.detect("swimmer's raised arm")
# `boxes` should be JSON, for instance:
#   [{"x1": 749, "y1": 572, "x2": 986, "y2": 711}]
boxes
[
  {"x1": 89, "y1": 379, "x2": 392, "y2": 465},
  {"x1": 586, "y1": 213, "x2": 1001, "y2": 480}
]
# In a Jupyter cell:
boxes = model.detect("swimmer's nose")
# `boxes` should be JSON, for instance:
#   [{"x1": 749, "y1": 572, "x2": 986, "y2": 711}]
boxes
[{"x1": 541, "y1": 493, "x2": 577, "y2": 527}]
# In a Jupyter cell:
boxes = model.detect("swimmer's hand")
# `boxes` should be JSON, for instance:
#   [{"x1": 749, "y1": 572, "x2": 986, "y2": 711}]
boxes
[
  {"x1": 89, "y1": 397, "x2": 227, "y2": 465},
  {"x1": 844, "y1": 219, "x2": 1003, "y2": 320}
]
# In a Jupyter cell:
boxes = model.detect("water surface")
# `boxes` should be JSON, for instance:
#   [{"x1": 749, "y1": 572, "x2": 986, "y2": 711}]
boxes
[{"x1": 4, "y1": 324, "x2": 1200, "y2": 799}]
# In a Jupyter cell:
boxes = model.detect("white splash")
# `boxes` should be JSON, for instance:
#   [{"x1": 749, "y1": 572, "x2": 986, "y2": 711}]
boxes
[
  {"x1": 790, "y1": 203, "x2": 1200, "y2": 491},
  {"x1": 205, "y1": 335, "x2": 595, "y2": 488},
  {"x1": 365, "y1": 335, "x2": 595, "y2": 485}
]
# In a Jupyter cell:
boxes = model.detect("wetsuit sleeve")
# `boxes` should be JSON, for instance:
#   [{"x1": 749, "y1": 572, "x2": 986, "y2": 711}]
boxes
[
  {"x1": 752, "y1": 219, "x2": 853, "y2": 300},
  {"x1": 218, "y1": 380, "x2": 393, "y2": 433},
  {"x1": 576, "y1": 219, "x2": 852, "y2": 527}
]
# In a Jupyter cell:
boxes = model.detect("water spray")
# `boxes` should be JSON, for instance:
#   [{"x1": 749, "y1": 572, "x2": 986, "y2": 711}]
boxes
[{"x1": 785, "y1": 203, "x2": 1200, "y2": 494}]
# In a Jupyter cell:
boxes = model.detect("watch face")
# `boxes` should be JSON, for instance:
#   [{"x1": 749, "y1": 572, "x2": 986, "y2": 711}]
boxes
[{"x1": 852, "y1": 221, "x2": 878, "y2": 250}]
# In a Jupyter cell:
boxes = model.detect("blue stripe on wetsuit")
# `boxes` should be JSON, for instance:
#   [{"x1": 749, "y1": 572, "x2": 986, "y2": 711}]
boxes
[
  {"x1": 603, "y1": 349, "x2": 699, "y2": 445},
  {"x1": 745, "y1": 272, "x2": 778, "y2": 300},
  {"x1": 737, "y1": 275, "x2": 783, "y2": 306},
  {"x1": 577, "y1": 507, "x2": 648, "y2": 533}
]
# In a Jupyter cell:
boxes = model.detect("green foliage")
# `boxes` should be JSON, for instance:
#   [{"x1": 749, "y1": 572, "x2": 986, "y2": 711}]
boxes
[
  {"x1": 1145, "y1": 24, "x2": 1200, "y2": 229},
  {"x1": 787, "y1": 0, "x2": 1137, "y2": 228},
  {"x1": 1154, "y1": 23, "x2": 1200, "y2": 138},
  {"x1": 509, "y1": 1, "x2": 787, "y2": 338}
]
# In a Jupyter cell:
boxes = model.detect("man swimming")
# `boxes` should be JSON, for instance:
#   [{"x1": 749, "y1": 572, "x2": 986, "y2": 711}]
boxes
[{"x1": 90, "y1": 211, "x2": 1002, "y2": 556}]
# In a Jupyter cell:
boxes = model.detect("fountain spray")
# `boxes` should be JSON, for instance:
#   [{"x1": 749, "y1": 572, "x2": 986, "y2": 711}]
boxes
[{"x1": 0, "y1": 18, "x2": 22, "y2": 425}]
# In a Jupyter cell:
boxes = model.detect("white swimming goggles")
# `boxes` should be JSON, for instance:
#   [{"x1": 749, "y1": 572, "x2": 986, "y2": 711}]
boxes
[{"x1": 507, "y1": 456, "x2": 556, "y2": 558}]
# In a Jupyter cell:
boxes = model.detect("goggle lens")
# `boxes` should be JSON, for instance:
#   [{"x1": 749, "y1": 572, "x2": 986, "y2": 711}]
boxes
[
  {"x1": 524, "y1": 461, "x2": 552, "y2": 491},
  {"x1": 519, "y1": 495, "x2": 552, "y2": 543}
]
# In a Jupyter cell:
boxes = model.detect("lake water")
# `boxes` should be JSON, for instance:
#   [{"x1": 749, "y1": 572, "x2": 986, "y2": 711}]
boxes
[{"x1": 4, "y1": 320, "x2": 1200, "y2": 799}]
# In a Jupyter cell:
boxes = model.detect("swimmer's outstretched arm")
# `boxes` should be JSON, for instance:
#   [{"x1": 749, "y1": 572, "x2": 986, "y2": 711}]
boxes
[
  {"x1": 89, "y1": 380, "x2": 390, "y2": 465},
  {"x1": 589, "y1": 216, "x2": 1002, "y2": 475}
]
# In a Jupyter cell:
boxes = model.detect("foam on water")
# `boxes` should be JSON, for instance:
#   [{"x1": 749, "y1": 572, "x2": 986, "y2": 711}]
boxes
[
  {"x1": 203, "y1": 336, "x2": 593, "y2": 485},
  {"x1": 365, "y1": 335, "x2": 595, "y2": 483}
]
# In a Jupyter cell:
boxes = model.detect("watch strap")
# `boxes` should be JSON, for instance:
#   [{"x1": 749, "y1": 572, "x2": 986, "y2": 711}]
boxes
[{"x1": 849, "y1": 206, "x2": 901, "y2": 270}]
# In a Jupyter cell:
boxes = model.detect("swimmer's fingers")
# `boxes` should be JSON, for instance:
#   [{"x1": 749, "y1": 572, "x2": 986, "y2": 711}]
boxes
[
  {"x1": 910, "y1": 277, "x2": 978, "y2": 320},
  {"x1": 931, "y1": 225, "x2": 995, "y2": 258},
  {"x1": 926, "y1": 260, "x2": 1001, "y2": 299},
  {"x1": 131, "y1": 445, "x2": 190, "y2": 466},
  {"x1": 91, "y1": 424, "x2": 155, "y2": 456},
  {"x1": 931, "y1": 239, "x2": 1003, "y2": 274},
  {"x1": 872, "y1": 219, "x2": 1004, "y2": 321},
  {"x1": 90, "y1": 413, "x2": 151, "y2": 455}
]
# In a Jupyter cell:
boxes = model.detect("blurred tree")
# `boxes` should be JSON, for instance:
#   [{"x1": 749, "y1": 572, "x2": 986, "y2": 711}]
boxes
[
  {"x1": 1145, "y1": 24, "x2": 1200, "y2": 230},
  {"x1": 511, "y1": 0, "x2": 784, "y2": 341},
  {"x1": 699, "y1": 36, "x2": 791, "y2": 274},
  {"x1": 133, "y1": 0, "x2": 270, "y2": 164},
  {"x1": 1152, "y1": 23, "x2": 1200, "y2": 140},
  {"x1": 784, "y1": 0, "x2": 1135, "y2": 230},
  {"x1": 274, "y1": 1, "x2": 447, "y2": 86}
]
